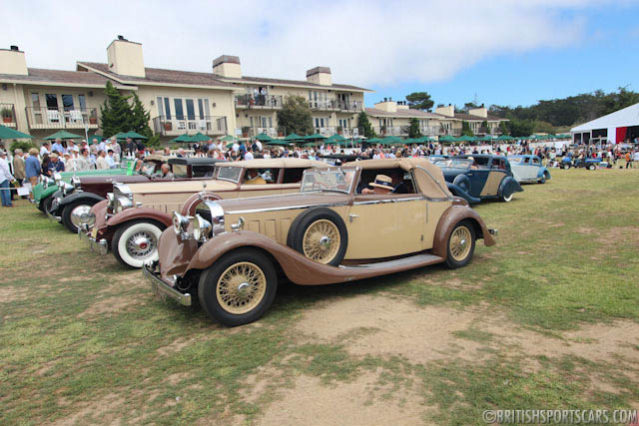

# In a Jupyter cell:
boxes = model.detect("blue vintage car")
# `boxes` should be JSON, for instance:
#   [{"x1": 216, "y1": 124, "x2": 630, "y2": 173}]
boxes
[
  {"x1": 508, "y1": 155, "x2": 551, "y2": 183},
  {"x1": 432, "y1": 155, "x2": 523, "y2": 204}
]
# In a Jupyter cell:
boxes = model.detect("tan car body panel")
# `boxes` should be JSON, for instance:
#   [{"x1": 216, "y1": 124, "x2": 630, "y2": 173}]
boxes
[{"x1": 479, "y1": 171, "x2": 505, "y2": 197}]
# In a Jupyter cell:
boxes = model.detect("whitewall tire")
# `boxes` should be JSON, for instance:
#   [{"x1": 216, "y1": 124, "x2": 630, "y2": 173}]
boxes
[{"x1": 112, "y1": 221, "x2": 164, "y2": 269}]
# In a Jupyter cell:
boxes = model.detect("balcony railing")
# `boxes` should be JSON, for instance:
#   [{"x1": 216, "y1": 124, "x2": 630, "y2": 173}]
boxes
[
  {"x1": 338, "y1": 100, "x2": 363, "y2": 112},
  {"x1": 152, "y1": 115, "x2": 228, "y2": 137},
  {"x1": 235, "y1": 94, "x2": 283, "y2": 109},
  {"x1": 25, "y1": 107, "x2": 98, "y2": 129},
  {"x1": 0, "y1": 103, "x2": 17, "y2": 128},
  {"x1": 308, "y1": 99, "x2": 363, "y2": 112}
]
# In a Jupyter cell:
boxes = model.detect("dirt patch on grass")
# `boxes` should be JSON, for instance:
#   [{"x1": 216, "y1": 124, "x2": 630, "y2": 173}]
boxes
[
  {"x1": 156, "y1": 337, "x2": 197, "y2": 356},
  {"x1": 295, "y1": 295, "x2": 639, "y2": 368},
  {"x1": 258, "y1": 371, "x2": 428, "y2": 425},
  {"x1": 78, "y1": 296, "x2": 141, "y2": 319},
  {"x1": 596, "y1": 226, "x2": 639, "y2": 249},
  {"x1": 0, "y1": 286, "x2": 28, "y2": 303},
  {"x1": 51, "y1": 392, "x2": 125, "y2": 425},
  {"x1": 164, "y1": 372, "x2": 194, "y2": 386}
]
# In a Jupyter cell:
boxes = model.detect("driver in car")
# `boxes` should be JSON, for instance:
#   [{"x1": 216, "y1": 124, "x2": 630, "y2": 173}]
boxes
[
  {"x1": 244, "y1": 169, "x2": 266, "y2": 185},
  {"x1": 160, "y1": 163, "x2": 174, "y2": 180},
  {"x1": 362, "y1": 174, "x2": 394, "y2": 195}
]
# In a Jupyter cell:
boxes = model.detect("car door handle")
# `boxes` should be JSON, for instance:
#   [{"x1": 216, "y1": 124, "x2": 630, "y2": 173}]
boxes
[{"x1": 348, "y1": 214, "x2": 359, "y2": 223}]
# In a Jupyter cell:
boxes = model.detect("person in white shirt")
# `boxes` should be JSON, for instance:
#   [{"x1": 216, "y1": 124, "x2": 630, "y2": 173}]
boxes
[
  {"x1": 244, "y1": 147, "x2": 254, "y2": 161},
  {"x1": 95, "y1": 150, "x2": 110, "y2": 170},
  {"x1": 67, "y1": 140, "x2": 79, "y2": 153},
  {"x1": 232, "y1": 142, "x2": 239, "y2": 153},
  {"x1": 0, "y1": 150, "x2": 15, "y2": 207},
  {"x1": 106, "y1": 150, "x2": 116, "y2": 168},
  {"x1": 633, "y1": 150, "x2": 639, "y2": 163},
  {"x1": 40, "y1": 142, "x2": 51, "y2": 157}
]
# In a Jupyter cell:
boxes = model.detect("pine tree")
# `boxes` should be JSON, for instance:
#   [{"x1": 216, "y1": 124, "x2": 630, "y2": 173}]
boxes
[
  {"x1": 357, "y1": 111, "x2": 375, "y2": 138},
  {"x1": 276, "y1": 96, "x2": 314, "y2": 135},
  {"x1": 408, "y1": 117, "x2": 422, "y2": 138},
  {"x1": 100, "y1": 81, "x2": 132, "y2": 137}
]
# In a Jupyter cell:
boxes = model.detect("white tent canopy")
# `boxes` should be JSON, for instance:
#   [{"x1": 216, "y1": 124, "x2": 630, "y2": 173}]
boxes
[{"x1": 571, "y1": 102, "x2": 639, "y2": 144}]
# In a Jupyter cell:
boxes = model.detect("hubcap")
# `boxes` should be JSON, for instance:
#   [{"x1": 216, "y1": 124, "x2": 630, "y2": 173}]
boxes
[
  {"x1": 216, "y1": 262, "x2": 267, "y2": 315},
  {"x1": 126, "y1": 231, "x2": 157, "y2": 258},
  {"x1": 302, "y1": 219, "x2": 340, "y2": 264},
  {"x1": 450, "y1": 226, "x2": 472, "y2": 261},
  {"x1": 70, "y1": 205, "x2": 92, "y2": 228}
]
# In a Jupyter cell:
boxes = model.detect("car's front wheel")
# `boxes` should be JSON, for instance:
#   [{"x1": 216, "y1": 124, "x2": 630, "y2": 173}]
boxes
[
  {"x1": 198, "y1": 249, "x2": 278, "y2": 326},
  {"x1": 588, "y1": 163, "x2": 596, "y2": 171},
  {"x1": 445, "y1": 220, "x2": 476, "y2": 269},
  {"x1": 112, "y1": 220, "x2": 164, "y2": 269},
  {"x1": 39, "y1": 196, "x2": 54, "y2": 214},
  {"x1": 287, "y1": 208, "x2": 348, "y2": 266},
  {"x1": 61, "y1": 200, "x2": 97, "y2": 233}
]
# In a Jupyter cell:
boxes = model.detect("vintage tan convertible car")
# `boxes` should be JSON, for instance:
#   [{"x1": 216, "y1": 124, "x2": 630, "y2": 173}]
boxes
[
  {"x1": 80, "y1": 158, "x2": 328, "y2": 268},
  {"x1": 144, "y1": 158, "x2": 497, "y2": 326}
]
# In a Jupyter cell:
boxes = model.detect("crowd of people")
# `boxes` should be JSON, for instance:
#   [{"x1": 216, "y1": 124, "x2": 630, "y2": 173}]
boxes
[{"x1": 0, "y1": 134, "x2": 638, "y2": 208}]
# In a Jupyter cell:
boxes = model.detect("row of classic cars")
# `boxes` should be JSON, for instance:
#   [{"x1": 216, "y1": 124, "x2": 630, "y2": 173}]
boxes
[{"x1": 32, "y1": 155, "x2": 519, "y2": 326}]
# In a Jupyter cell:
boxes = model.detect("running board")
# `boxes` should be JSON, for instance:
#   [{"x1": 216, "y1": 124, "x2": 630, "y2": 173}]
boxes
[{"x1": 341, "y1": 253, "x2": 444, "y2": 271}]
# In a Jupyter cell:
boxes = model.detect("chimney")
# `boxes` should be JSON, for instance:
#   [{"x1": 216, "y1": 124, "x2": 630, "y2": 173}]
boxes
[
  {"x1": 469, "y1": 107, "x2": 488, "y2": 118},
  {"x1": 306, "y1": 66, "x2": 332, "y2": 86},
  {"x1": 435, "y1": 105, "x2": 455, "y2": 117},
  {"x1": 374, "y1": 99, "x2": 397, "y2": 113},
  {"x1": 106, "y1": 36, "x2": 145, "y2": 78},
  {"x1": 0, "y1": 45, "x2": 28, "y2": 76},
  {"x1": 212, "y1": 55, "x2": 241, "y2": 78}
]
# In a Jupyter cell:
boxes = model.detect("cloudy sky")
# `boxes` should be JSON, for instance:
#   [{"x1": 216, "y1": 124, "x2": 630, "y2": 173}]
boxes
[{"x1": 3, "y1": 0, "x2": 638, "y2": 107}]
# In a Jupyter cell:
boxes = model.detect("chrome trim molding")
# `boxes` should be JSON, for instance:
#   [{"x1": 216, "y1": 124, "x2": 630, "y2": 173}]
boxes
[
  {"x1": 226, "y1": 202, "x2": 349, "y2": 215},
  {"x1": 352, "y1": 196, "x2": 424, "y2": 206}
]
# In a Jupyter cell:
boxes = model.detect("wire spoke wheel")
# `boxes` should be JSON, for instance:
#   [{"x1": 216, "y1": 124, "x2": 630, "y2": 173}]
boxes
[
  {"x1": 216, "y1": 262, "x2": 267, "y2": 315},
  {"x1": 449, "y1": 226, "x2": 472, "y2": 262},
  {"x1": 302, "y1": 219, "x2": 341, "y2": 264},
  {"x1": 125, "y1": 230, "x2": 157, "y2": 259}
]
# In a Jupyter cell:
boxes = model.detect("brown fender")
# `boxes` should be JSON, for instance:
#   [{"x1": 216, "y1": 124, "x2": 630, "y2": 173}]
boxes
[
  {"x1": 180, "y1": 191, "x2": 221, "y2": 216},
  {"x1": 106, "y1": 207, "x2": 172, "y2": 229},
  {"x1": 432, "y1": 205, "x2": 496, "y2": 258},
  {"x1": 183, "y1": 231, "x2": 444, "y2": 286}
]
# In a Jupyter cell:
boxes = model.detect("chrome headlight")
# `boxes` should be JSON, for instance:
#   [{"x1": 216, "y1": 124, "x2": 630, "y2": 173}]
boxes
[
  {"x1": 71, "y1": 176, "x2": 81, "y2": 189},
  {"x1": 202, "y1": 201, "x2": 225, "y2": 237},
  {"x1": 62, "y1": 181, "x2": 74, "y2": 196},
  {"x1": 193, "y1": 214, "x2": 212, "y2": 242},
  {"x1": 115, "y1": 196, "x2": 133, "y2": 213},
  {"x1": 106, "y1": 193, "x2": 115, "y2": 211},
  {"x1": 172, "y1": 212, "x2": 193, "y2": 240},
  {"x1": 54, "y1": 173, "x2": 62, "y2": 186},
  {"x1": 43, "y1": 176, "x2": 54, "y2": 189}
]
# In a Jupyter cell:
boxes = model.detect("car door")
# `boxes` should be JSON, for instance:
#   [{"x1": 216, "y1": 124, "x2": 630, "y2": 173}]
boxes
[
  {"x1": 412, "y1": 166, "x2": 453, "y2": 250},
  {"x1": 345, "y1": 194, "x2": 426, "y2": 260},
  {"x1": 480, "y1": 159, "x2": 507, "y2": 197}
]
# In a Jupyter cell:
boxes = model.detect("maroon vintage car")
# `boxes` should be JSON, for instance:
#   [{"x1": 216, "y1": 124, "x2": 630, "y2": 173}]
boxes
[{"x1": 49, "y1": 156, "x2": 222, "y2": 233}]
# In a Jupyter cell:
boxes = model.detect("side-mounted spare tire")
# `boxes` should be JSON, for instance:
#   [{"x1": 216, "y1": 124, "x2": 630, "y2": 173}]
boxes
[
  {"x1": 452, "y1": 174, "x2": 471, "y2": 194},
  {"x1": 287, "y1": 208, "x2": 348, "y2": 266}
]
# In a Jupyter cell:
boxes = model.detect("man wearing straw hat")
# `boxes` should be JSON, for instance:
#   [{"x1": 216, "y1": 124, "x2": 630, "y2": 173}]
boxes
[{"x1": 362, "y1": 174, "x2": 394, "y2": 195}]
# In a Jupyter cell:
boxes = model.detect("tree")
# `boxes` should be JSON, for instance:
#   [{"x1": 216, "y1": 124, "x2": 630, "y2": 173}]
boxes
[
  {"x1": 405, "y1": 92, "x2": 434, "y2": 111},
  {"x1": 277, "y1": 96, "x2": 313, "y2": 135},
  {"x1": 499, "y1": 120, "x2": 509, "y2": 135},
  {"x1": 129, "y1": 93, "x2": 159, "y2": 146},
  {"x1": 357, "y1": 111, "x2": 376, "y2": 138},
  {"x1": 461, "y1": 121, "x2": 474, "y2": 137},
  {"x1": 100, "y1": 81, "x2": 132, "y2": 137},
  {"x1": 408, "y1": 117, "x2": 422, "y2": 138},
  {"x1": 506, "y1": 118, "x2": 535, "y2": 137}
]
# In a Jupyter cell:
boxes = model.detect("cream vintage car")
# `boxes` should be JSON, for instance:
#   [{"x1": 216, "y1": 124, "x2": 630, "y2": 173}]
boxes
[
  {"x1": 80, "y1": 158, "x2": 329, "y2": 269},
  {"x1": 144, "y1": 158, "x2": 497, "y2": 326}
]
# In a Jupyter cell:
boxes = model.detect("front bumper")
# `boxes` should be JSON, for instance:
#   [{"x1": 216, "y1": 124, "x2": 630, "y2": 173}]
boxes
[
  {"x1": 78, "y1": 225, "x2": 109, "y2": 256},
  {"x1": 143, "y1": 263, "x2": 192, "y2": 307}
]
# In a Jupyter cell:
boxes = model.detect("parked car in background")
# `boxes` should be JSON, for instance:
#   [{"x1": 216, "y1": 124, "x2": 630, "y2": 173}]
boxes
[
  {"x1": 81, "y1": 158, "x2": 329, "y2": 269},
  {"x1": 508, "y1": 155, "x2": 551, "y2": 184},
  {"x1": 433, "y1": 155, "x2": 523, "y2": 204},
  {"x1": 50, "y1": 157, "x2": 222, "y2": 233},
  {"x1": 144, "y1": 158, "x2": 497, "y2": 326}
]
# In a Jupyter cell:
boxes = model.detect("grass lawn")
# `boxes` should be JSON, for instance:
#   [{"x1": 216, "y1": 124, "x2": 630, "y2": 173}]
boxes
[{"x1": 1, "y1": 168, "x2": 638, "y2": 425}]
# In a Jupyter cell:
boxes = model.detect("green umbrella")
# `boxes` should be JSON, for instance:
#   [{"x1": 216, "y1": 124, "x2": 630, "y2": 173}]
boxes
[
  {"x1": 112, "y1": 132, "x2": 129, "y2": 141},
  {"x1": 219, "y1": 135, "x2": 235, "y2": 142},
  {"x1": 496, "y1": 135, "x2": 514, "y2": 141},
  {"x1": 303, "y1": 133, "x2": 326, "y2": 140},
  {"x1": 189, "y1": 132, "x2": 211, "y2": 142},
  {"x1": 171, "y1": 134, "x2": 193, "y2": 143},
  {"x1": 380, "y1": 136, "x2": 404, "y2": 145},
  {"x1": 44, "y1": 130, "x2": 83, "y2": 140},
  {"x1": 366, "y1": 137, "x2": 382, "y2": 143},
  {"x1": 0, "y1": 125, "x2": 32, "y2": 139},
  {"x1": 87, "y1": 134, "x2": 103, "y2": 144},
  {"x1": 124, "y1": 131, "x2": 148, "y2": 140},
  {"x1": 283, "y1": 133, "x2": 303, "y2": 141},
  {"x1": 325, "y1": 134, "x2": 346, "y2": 145},
  {"x1": 255, "y1": 133, "x2": 273, "y2": 142},
  {"x1": 439, "y1": 135, "x2": 456, "y2": 143}
]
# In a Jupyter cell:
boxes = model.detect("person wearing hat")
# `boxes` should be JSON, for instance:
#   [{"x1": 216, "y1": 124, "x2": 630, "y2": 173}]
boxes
[
  {"x1": 0, "y1": 150, "x2": 16, "y2": 207},
  {"x1": 362, "y1": 174, "x2": 394, "y2": 195}
]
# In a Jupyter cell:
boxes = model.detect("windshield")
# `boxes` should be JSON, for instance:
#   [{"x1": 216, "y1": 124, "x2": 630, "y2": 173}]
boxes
[
  {"x1": 216, "y1": 166, "x2": 242, "y2": 183},
  {"x1": 301, "y1": 168, "x2": 356, "y2": 194},
  {"x1": 433, "y1": 159, "x2": 473, "y2": 169},
  {"x1": 141, "y1": 161, "x2": 159, "y2": 176}
]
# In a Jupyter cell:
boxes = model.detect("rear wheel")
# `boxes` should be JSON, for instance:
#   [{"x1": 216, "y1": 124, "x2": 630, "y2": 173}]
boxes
[
  {"x1": 112, "y1": 221, "x2": 164, "y2": 269},
  {"x1": 198, "y1": 249, "x2": 278, "y2": 326},
  {"x1": 61, "y1": 200, "x2": 97, "y2": 233},
  {"x1": 288, "y1": 208, "x2": 347, "y2": 266},
  {"x1": 588, "y1": 163, "x2": 596, "y2": 171},
  {"x1": 445, "y1": 220, "x2": 476, "y2": 269}
]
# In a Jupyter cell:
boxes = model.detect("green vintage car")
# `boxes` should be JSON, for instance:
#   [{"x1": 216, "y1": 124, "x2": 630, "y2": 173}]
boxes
[{"x1": 33, "y1": 160, "x2": 135, "y2": 212}]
